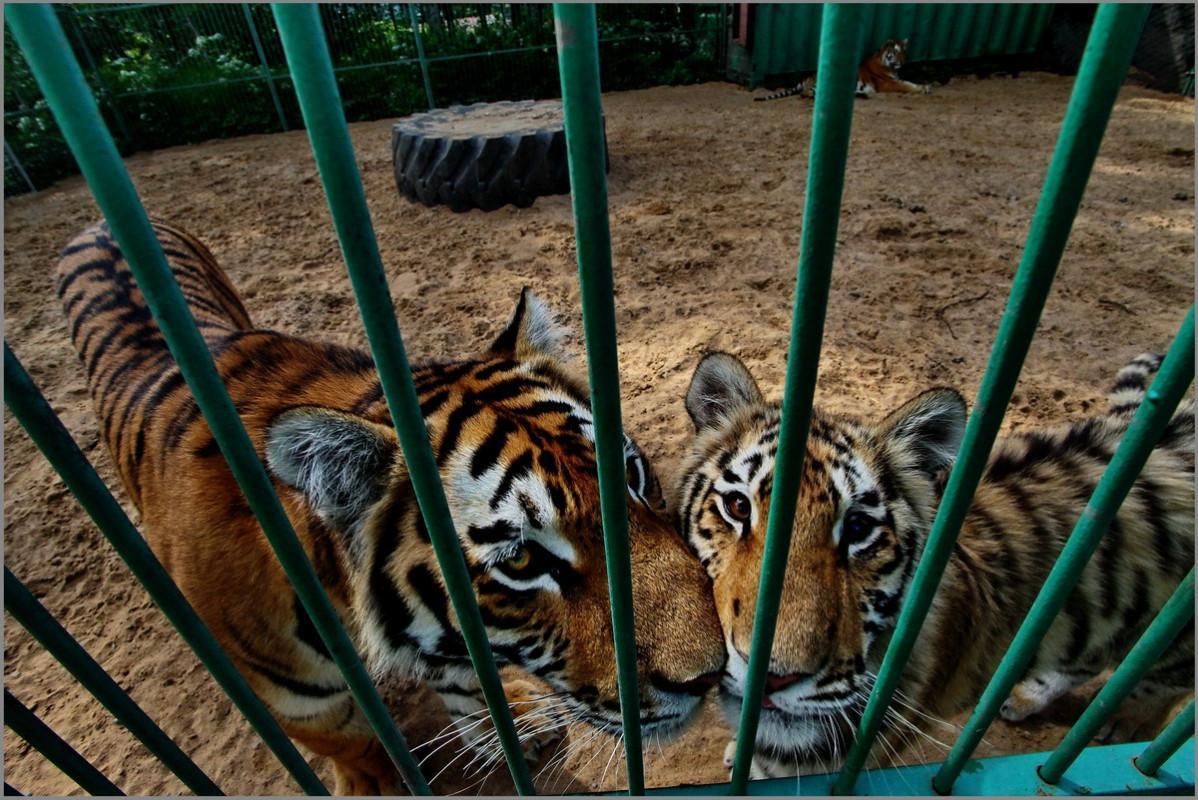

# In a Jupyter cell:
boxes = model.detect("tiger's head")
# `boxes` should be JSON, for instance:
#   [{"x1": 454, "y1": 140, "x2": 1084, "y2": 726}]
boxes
[
  {"x1": 876, "y1": 38, "x2": 910, "y2": 72},
  {"x1": 266, "y1": 291, "x2": 725, "y2": 740},
  {"x1": 674, "y1": 352, "x2": 965, "y2": 766}
]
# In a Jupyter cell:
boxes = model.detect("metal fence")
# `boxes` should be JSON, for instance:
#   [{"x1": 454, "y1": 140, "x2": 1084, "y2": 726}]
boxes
[
  {"x1": 3, "y1": 3, "x2": 726, "y2": 197},
  {"x1": 3, "y1": 1, "x2": 1196, "y2": 796}
]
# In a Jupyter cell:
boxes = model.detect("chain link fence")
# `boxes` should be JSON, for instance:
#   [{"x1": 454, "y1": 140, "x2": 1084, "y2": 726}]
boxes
[{"x1": 4, "y1": 3, "x2": 727, "y2": 197}]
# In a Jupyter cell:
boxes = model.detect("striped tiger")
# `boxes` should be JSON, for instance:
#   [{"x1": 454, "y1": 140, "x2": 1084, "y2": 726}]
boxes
[
  {"x1": 673, "y1": 351, "x2": 1193, "y2": 778},
  {"x1": 55, "y1": 219, "x2": 726, "y2": 793},
  {"x1": 754, "y1": 39, "x2": 931, "y2": 102}
]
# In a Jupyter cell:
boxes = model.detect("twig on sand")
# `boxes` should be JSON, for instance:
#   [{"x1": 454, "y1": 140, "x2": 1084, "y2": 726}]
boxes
[{"x1": 935, "y1": 289, "x2": 990, "y2": 340}]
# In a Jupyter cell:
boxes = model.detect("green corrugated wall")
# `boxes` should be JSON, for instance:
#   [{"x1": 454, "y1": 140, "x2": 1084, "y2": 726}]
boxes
[{"x1": 748, "y1": 3, "x2": 1055, "y2": 84}]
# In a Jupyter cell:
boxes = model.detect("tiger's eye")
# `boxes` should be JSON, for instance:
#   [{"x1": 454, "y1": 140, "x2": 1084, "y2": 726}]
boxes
[
  {"x1": 505, "y1": 545, "x2": 532, "y2": 570},
  {"x1": 723, "y1": 491, "x2": 752, "y2": 523},
  {"x1": 841, "y1": 512, "x2": 875, "y2": 542}
]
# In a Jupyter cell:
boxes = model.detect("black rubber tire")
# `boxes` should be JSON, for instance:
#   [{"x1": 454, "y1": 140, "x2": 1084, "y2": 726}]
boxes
[{"x1": 391, "y1": 100, "x2": 608, "y2": 213}]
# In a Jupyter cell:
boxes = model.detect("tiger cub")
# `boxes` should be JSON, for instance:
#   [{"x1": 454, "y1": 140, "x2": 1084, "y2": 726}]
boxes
[
  {"x1": 56, "y1": 219, "x2": 726, "y2": 794},
  {"x1": 674, "y1": 351, "x2": 1193, "y2": 778},
  {"x1": 754, "y1": 38, "x2": 931, "y2": 102}
]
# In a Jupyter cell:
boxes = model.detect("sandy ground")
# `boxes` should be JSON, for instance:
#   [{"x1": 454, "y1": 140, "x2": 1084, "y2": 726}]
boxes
[{"x1": 3, "y1": 76, "x2": 1193, "y2": 796}]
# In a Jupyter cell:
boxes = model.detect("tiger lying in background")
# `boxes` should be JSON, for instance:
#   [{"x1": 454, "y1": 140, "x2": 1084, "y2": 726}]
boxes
[
  {"x1": 56, "y1": 219, "x2": 726, "y2": 794},
  {"x1": 754, "y1": 38, "x2": 932, "y2": 102},
  {"x1": 675, "y1": 351, "x2": 1193, "y2": 778}
]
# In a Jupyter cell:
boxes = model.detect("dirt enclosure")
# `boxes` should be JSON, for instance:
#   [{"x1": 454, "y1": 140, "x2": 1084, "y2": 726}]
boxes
[{"x1": 3, "y1": 75, "x2": 1194, "y2": 795}]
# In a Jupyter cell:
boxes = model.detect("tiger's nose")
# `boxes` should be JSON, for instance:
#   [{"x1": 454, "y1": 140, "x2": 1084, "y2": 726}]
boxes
[
  {"x1": 764, "y1": 671, "x2": 812, "y2": 693},
  {"x1": 650, "y1": 669, "x2": 723, "y2": 697}
]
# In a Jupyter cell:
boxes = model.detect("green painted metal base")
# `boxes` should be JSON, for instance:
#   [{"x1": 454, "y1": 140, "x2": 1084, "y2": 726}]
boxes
[{"x1": 635, "y1": 741, "x2": 1195, "y2": 796}]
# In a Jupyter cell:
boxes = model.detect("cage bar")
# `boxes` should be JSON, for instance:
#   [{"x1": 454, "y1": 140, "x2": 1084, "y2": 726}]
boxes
[
  {"x1": 832, "y1": 5, "x2": 1151, "y2": 792},
  {"x1": 1136, "y1": 701, "x2": 1196, "y2": 777},
  {"x1": 1040, "y1": 570, "x2": 1195, "y2": 784},
  {"x1": 552, "y1": 4, "x2": 645, "y2": 793},
  {"x1": 5, "y1": 568, "x2": 223, "y2": 795},
  {"x1": 3, "y1": 4, "x2": 426, "y2": 794},
  {"x1": 933, "y1": 304, "x2": 1195, "y2": 791},
  {"x1": 4, "y1": 690, "x2": 125, "y2": 797},
  {"x1": 2, "y1": 345, "x2": 327, "y2": 795},
  {"x1": 270, "y1": 3, "x2": 531, "y2": 793},
  {"x1": 725, "y1": 5, "x2": 863, "y2": 793}
]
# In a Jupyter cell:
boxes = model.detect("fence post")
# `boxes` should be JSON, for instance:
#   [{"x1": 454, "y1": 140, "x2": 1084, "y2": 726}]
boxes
[
  {"x1": 242, "y1": 3, "x2": 289, "y2": 132},
  {"x1": 3, "y1": 344, "x2": 329, "y2": 796},
  {"x1": 724, "y1": 4, "x2": 863, "y2": 792},
  {"x1": 5, "y1": 140, "x2": 36, "y2": 194},
  {"x1": 408, "y1": 4, "x2": 436, "y2": 109},
  {"x1": 553, "y1": 4, "x2": 647, "y2": 793},
  {"x1": 933, "y1": 304, "x2": 1195, "y2": 792},
  {"x1": 62, "y1": 6, "x2": 133, "y2": 147},
  {"x1": 1040, "y1": 570, "x2": 1195, "y2": 783},
  {"x1": 4, "y1": 690, "x2": 125, "y2": 797},
  {"x1": 5, "y1": 568, "x2": 224, "y2": 795},
  {"x1": 831, "y1": 5, "x2": 1151, "y2": 791},
  {"x1": 1136, "y1": 701, "x2": 1196, "y2": 777}
]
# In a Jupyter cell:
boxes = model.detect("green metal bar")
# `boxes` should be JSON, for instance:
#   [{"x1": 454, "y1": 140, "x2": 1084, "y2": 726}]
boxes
[
  {"x1": 832, "y1": 5, "x2": 1151, "y2": 793},
  {"x1": 4, "y1": 690, "x2": 124, "y2": 797},
  {"x1": 242, "y1": 3, "x2": 289, "y2": 132},
  {"x1": 63, "y1": 6, "x2": 133, "y2": 146},
  {"x1": 552, "y1": 4, "x2": 644, "y2": 793},
  {"x1": 729, "y1": 4, "x2": 862, "y2": 794},
  {"x1": 407, "y1": 4, "x2": 436, "y2": 109},
  {"x1": 3, "y1": 345, "x2": 326, "y2": 795},
  {"x1": 269, "y1": 4, "x2": 526, "y2": 794},
  {"x1": 5, "y1": 140, "x2": 36, "y2": 194},
  {"x1": 5, "y1": 568, "x2": 223, "y2": 795},
  {"x1": 932, "y1": 305, "x2": 1195, "y2": 792},
  {"x1": 3, "y1": 5, "x2": 418, "y2": 795},
  {"x1": 1041, "y1": 570, "x2": 1195, "y2": 783},
  {"x1": 1136, "y1": 701, "x2": 1195, "y2": 777}
]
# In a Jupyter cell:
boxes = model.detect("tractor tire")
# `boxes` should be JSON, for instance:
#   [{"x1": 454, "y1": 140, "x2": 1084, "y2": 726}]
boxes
[{"x1": 391, "y1": 100, "x2": 608, "y2": 213}]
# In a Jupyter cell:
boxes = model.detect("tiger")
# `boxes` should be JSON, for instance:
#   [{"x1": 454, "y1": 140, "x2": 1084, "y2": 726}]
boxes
[
  {"x1": 753, "y1": 38, "x2": 931, "y2": 102},
  {"x1": 673, "y1": 350, "x2": 1193, "y2": 779},
  {"x1": 55, "y1": 218, "x2": 726, "y2": 794}
]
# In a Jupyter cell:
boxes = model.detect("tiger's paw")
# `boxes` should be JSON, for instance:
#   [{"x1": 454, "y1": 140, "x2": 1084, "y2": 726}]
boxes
[
  {"x1": 920, "y1": 84, "x2": 932, "y2": 95},
  {"x1": 722, "y1": 740, "x2": 769, "y2": 780},
  {"x1": 1001, "y1": 672, "x2": 1073, "y2": 722},
  {"x1": 504, "y1": 678, "x2": 567, "y2": 766}
]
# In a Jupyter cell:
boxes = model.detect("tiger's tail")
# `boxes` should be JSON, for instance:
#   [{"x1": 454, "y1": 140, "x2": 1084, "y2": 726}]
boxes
[
  {"x1": 1106, "y1": 353, "x2": 1164, "y2": 417},
  {"x1": 753, "y1": 83, "x2": 808, "y2": 102}
]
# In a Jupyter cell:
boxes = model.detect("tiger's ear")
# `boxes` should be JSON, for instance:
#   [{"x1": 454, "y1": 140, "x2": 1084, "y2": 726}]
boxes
[
  {"x1": 901, "y1": 38, "x2": 910, "y2": 48},
  {"x1": 877, "y1": 389, "x2": 966, "y2": 478},
  {"x1": 266, "y1": 407, "x2": 398, "y2": 536},
  {"x1": 490, "y1": 287, "x2": 570, "y2": 361},
  {"x1": 685, "y1": 352, "x2": 765, "y2": 432}
]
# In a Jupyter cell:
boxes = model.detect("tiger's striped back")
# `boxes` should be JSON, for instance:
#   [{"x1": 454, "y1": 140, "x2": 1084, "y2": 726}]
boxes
[{"x1": 56, "y1": 219, "x2": 252, "y2": 501}]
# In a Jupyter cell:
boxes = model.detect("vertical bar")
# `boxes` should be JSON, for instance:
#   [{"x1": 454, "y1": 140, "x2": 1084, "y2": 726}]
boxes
[
  {"x1": 933, "y1": 305, "x2": 1194, "y2": 792},
  {"x1": 552, "y1": 4, "x2": 645, "y2": 793},
  {"x1": 1136, "y1": 701, "x2": 1196, "y2": 777},
  {"x1": 3, "y1": 346, "x2": 327, "y2": 796},
  {"x1": 5, "y1": 140, "x2": 36, "y2": 194},
  {"x1": 1041, "y1": 570, "x2": 1195, "y2": 783},
  {"x1": 242, "y1": 3, "x2": 289, "y2": 132},
  {"x1": 268, "y1": 4, "x2": 529, "y2": 794},
  {"x1": 727, "y1": 4, "x2": 863, "y2": 793},
  {"x1": 832, "y1": 4, "x2": 1151, "y2": 793},
  {"x1": 408, "y1": 4, "x2": 436, "y2": 109},
  {"x1": 4, "y1": 690, "x2": 125, "y2": 797},
  {"x1": 63, "y1": 6, "x2": 133, "y2": 147},
  {"x1": 2, "y1": 5, "x2": 426, "y2": 795},
  {"x1": 5, "y1": 568, "x2": 223, "y2": 796}
]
